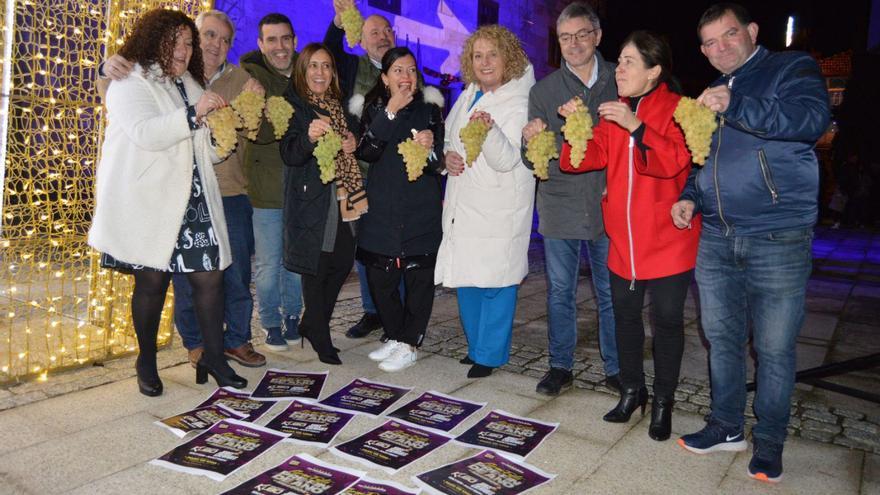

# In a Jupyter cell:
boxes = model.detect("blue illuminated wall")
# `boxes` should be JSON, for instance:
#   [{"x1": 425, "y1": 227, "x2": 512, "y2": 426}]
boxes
[{"x1": 214, "y1": 0, "x2": 565, "y2": 95}]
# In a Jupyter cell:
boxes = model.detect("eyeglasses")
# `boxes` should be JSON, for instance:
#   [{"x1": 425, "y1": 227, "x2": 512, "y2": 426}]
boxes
[{"x1": 558, "y1": 28, "x2": 598, "y2": 45}]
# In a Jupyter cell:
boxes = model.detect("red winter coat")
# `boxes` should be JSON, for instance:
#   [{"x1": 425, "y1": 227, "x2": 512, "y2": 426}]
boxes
[{"x1": 560, "y1": 83, "x2": 700, "y2": 281}]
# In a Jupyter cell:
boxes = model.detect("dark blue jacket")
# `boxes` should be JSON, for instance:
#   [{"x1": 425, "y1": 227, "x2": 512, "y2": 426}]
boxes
[{"x1": 680, "y1": 46, "x2": 830, "y2": 236}]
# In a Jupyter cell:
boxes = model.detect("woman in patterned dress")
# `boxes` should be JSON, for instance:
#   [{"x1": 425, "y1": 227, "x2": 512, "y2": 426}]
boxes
[{"x1": 88, "y1": 9, "x2": 246, "y2": 396}]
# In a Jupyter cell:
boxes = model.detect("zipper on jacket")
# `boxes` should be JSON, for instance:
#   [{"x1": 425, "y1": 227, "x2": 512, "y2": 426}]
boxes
[
  {"x1": 713, "y1": 119, "x2": 731, "y2": 236},
  {"x1": 626, "y1": 128, "x2": 637, "y2": 290},
  {"x1": 757, "y1": 148, "x2": 778, "y2": 204}
]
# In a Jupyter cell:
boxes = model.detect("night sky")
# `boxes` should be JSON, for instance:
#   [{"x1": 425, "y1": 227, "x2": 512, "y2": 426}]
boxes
[{"x1": 596, "y1": 0, "x2": 872, "y2": 95}]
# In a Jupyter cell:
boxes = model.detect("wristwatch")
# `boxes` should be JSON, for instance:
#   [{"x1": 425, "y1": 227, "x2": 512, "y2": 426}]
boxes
[{"x1": 385, "y1": 108, "x2": 396, "y2": 121}]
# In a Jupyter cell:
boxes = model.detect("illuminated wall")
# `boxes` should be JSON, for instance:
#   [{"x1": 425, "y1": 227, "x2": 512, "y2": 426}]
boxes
[{"x1": 0, "y1": 0, "x2": 210, "y2": 384}]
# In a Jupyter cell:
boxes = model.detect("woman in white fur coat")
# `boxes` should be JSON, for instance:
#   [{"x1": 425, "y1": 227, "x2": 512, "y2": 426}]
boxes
[
  {"x1": 88, "y1": 9, "x2": 246, "y2": 395},
  {"x1": 435, "y1": 25, "x2": 536, "y2": 378}
]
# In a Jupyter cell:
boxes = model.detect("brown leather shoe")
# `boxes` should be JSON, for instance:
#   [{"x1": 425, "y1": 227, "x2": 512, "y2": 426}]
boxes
[
  {"x1": 224, "y1": 343, "x2": 267, "y2": 368},
  {"x1": 187, "y1": 347, "x2": 203, "y2": 369}
]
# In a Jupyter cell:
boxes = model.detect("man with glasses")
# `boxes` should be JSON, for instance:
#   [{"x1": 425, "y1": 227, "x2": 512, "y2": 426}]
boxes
[
  {"x1": 98, "y1": 10, "x2": 269, "y2": 368},
  {"x1": 521, "y1": 1, "x2": 618, "y2": 396}
]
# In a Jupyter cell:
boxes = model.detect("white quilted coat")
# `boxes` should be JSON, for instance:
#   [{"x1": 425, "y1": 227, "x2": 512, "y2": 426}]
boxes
[{"x1": 435, "y1": 65, "x2": 536, "y2": 288}]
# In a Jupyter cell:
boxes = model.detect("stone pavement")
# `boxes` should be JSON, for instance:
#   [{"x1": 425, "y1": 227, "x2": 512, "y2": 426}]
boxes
[{"x1": 0, "y1": 226, "x2": 878, "y2": 493}]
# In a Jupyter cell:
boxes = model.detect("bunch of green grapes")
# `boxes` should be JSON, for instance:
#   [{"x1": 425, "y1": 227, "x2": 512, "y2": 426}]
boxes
[
  {"x1": 314, "y1": 129, "x2": 343, "y2": 184},
  {"x1": 673, "y1": 96, "x2": 717, "y2": 165},
  {"x1": 231, "y1": 90, "x2": 265, "y2": 141},
  {"x1": 525, "y1": 130, "x2": 558, "y2": 180},
  {"x1": 340, "y1": 6, "x2": 364, "y2": 48},
  {"x1": 561, "y1": 97, "x2": 593, "y2": 169},
  {"x1": 459, "y1": 119, "x2": 490, "y2": 167},
  {"x1": 398, "y1": 137, "x2": 430, "y2": 182},
  {"x1": 265, "y1": 96, "x2": 294, "y2": 140},
  {"x1": 206, "y1": 106, "x2": 241, "y2": 159}
]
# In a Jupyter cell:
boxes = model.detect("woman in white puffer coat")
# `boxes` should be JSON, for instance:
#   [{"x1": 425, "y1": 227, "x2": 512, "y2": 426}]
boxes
[{"x1": 435, "y1": 25, "x2": 536, "y2": 378}]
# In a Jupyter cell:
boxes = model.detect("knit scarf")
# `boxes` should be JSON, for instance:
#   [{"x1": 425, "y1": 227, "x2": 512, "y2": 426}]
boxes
[{"x1": 308, "y1": 90, "x2": 368, "y2": 222}]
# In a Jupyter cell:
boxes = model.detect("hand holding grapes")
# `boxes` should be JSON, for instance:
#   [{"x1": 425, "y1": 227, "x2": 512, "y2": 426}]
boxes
[
  {"x1": 522, "y1": 118, "x2": 547, "y2": 142},
  {"x1": 414, "y1": 129, "x2": 433, "y2": 150},
  {"x1": 196, "y1": 90, "x2": 227, "y2": 121},
  {"x1": 697, "y1": 85, "x2": 730, "y2": 113},
  {"x1": 332, "y1": 0, "x2": 355, "y2": 27},
  {"x1": 470, "y1": 110, "x2": 494, "y2": 128},
  {"x1": 242, "y1": 78, "x2": 265, "y2": 97},
  {"x1": 557, "y1": 97, "x2": 582, "y2": 119},
  {"x1": 308, "y1": 119, "x2": 332, "y2": 143},
  {"x1": 598, "y1": 101, "x2": 641, "y2": 132}
]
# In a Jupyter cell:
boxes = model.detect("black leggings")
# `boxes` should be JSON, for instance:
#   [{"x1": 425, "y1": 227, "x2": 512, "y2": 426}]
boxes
[
  {"x1": 132, "y1": 269, "x2": 230, "y2": 377},
  {"x1": 365, "y1": 261, "x2": 435, "y2": 347},
  {"x1": 609, "y1": 270, "x2": 693, "y2": 398}
]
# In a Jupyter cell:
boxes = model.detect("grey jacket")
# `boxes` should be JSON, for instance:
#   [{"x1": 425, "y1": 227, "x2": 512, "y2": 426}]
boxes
[{"x1": 523, "y1": 53, "x2": 617, "y2": 240}]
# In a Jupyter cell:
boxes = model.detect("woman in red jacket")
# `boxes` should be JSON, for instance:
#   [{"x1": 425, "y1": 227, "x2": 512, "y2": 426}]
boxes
[{"x1": 559, "y1": 31, "x2": 700, "y2": 441}]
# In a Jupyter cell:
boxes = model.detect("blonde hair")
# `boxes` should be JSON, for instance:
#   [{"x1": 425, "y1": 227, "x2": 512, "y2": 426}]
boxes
[{"x1": 459, "y1": 25, "x2": 529, "y2": 87}]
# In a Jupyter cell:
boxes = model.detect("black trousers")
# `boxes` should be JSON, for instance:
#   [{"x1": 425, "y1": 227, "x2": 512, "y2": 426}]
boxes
[
  {"x1": 364, "y1": 253, "x2": 435, "y2": 347},
  {"x1": 609, "y1": 270, "x2": 693, "y2": 398},
  {"x1": 299, "y1": 216, "x2": 355, "y2": 352}
]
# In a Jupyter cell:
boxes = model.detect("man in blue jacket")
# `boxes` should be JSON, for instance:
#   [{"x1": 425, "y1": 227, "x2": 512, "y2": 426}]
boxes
[{"x1": 672, "y1": 2, "x2": 830, "y2": 484}]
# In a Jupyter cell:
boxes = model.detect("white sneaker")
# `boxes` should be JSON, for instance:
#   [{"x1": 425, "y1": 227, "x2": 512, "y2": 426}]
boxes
[
  {"x1": 379, "y1": 344, "x2": 417, "y2": 372},
  {"x1": 369, "y1": 340, "x2": 401, "y2": 361}
]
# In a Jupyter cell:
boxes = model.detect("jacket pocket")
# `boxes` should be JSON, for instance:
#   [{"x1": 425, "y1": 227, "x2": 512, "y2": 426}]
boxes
[{"x1": 757, "y1": 149, "x2": 779, "y2": 204}]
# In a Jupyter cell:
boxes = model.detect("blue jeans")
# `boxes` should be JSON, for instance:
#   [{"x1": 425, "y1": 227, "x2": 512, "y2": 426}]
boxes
[
  {"x1": 252, "y1": 207, "x2": 303, "y2": 329},
  {"x1": 458, "y1": 286, "x2": 519, "y2": 367},
  {"x1": 697, "y1": 228, "x2": 813, "y2": 445},
  {"x1": 173, "y1": 195, "x2": 255, "y2": 350},
  {"x1": 544, "y1": 235, "x2": 617, "y2": 374}
]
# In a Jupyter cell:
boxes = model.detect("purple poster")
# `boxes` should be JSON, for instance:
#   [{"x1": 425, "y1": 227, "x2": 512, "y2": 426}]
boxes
[
  {"x1": 341, "y1": 477, "x2": 421, "y2": 495},
  {"x1": 250, "y1": 369, "x2": 328, "y2": 401},
  {"x1": 454, "y1": 410, "x2": 558, "y2": 461},
  {"x1": 413, "y1": 450, "x2": 555, "y2": 495},
  {"x1": 388, "y1": 390, "x2": 485, "y2": 433},
  {"x1": 155, "y1": 404, "x2": 246, "y2": 438},
  {"x1": 196, "y1": 386, "x2": 278, "y2": 421},
  {"x1": 150, "y1": 419, "x2": 287, "y2": 481},
  {"x1": 319, "y1": 378, "x2": 412, "y2": 416},
  {"x1": 264, "y1": 400, "x2": 356, "y2": 447},
  {"x1": 220, "y1": 453, "x2": 365, "y2": 495},
  {"x1": 331, "y1": 420, "x2": 451, "y2": 474}
]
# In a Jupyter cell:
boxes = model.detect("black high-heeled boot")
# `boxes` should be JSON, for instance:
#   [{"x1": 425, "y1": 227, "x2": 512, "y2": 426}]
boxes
[
  {"x1": 196, "y1": 359, "x2": 247, "y2": 389},
  {"x1": 135, "y1": 354, "x2": 163, "y2": 397},
  {"x1": 300, "y1": 327, "x2": 341, "y2": 365},
  {"x1": 603, "y1": 386, "x2": 648, "y2": 423},
  {"x1": 648, "y1": 395, "x2": 674, "y2": 441}
]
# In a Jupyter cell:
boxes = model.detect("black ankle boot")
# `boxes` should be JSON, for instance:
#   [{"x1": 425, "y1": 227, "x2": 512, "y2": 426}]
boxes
[
  {"x1": 649, "y1": 395, "x2": 674, "y2": 441},
  {"x1": 135, "y1": 355, "x2": 162, "y2": 397},
  {"x1": 196, "y1": 359, "x2": 247, "y2": 389},
  {"x1": 603, "y1": 386, "x2": 648, "y2": 423},
  {"x1": 467, "y1": 364, "x2": 494, "y2": 378}
]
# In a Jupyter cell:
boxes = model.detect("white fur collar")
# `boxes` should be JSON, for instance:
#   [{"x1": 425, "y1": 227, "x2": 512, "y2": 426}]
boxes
[{"x1": 348, "y1": 85, "x2": 445, "y2": 118}]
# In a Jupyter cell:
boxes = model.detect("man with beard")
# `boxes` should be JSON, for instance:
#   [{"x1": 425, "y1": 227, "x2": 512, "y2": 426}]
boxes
[{"x1": 239, "y1": 13, "x2": 304, "y2": 353}]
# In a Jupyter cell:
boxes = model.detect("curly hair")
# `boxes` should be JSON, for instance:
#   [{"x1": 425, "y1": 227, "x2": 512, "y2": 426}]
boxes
[
  {"x1": 459, "y1": 24, "x2": 529, "y2": 88},
  {"x1": 119, "y1": 9, "x2": 205, "y2": 86}
]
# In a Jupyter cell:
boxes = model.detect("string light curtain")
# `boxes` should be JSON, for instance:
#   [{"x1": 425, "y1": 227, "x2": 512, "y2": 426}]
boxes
[{"x1": 0, "y1": 0, "x2": 212, "y2": 384}]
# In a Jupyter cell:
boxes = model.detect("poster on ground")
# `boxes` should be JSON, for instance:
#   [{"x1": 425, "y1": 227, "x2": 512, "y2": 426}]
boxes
[
  {"x1": 196, "y1": 386, "x2": 277, "y2": 421},
  {"x1": 387, "y1": 390, "x2": 485, "y2": 433},
  {"x1": 155, "y1": 403, "x2": 246, "y2": 438},
  {"x1": 331, "y1": 420, "x2": 451, "y2": 474},
  {"x1": 453, "y1": 410, "x2": 558, "y2": 461},
  {"x1": 250, "y1": 369, "x2": 328, "y2": 401},
  {"x1": 263, "y1": 399, "x2": 356, "y2": 446},
  {"x1": 319, "y1": 378, "x2": 412, "y2": 416},
  {"x1": 413, "y1": 450, "x2": 555, "y2": 495},
  {"x1": 220, "y1": 453, "x2": 365, "y2": 495},
  {"x1": 341, "y1": 476, "x2": 421, "y2": 495},
  {"x1": 149, "y1": 419, "x2": 287, "y2": 481}
]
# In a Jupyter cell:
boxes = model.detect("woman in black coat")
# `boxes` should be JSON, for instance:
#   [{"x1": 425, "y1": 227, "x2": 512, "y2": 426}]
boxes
[
  {"x1": 352, "y1": 47, "x2": 445, "y2": 372},
  {"x1": 279, "y1": 42, "x2": 363, "y2": 365}
]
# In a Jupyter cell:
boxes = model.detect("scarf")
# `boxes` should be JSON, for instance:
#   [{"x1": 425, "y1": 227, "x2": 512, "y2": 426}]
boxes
[{"x1": 308, "y1": 90, "x2": 368, "y2": 222}]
